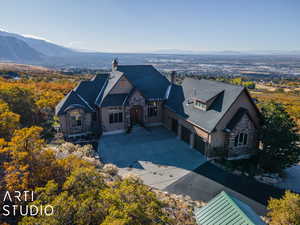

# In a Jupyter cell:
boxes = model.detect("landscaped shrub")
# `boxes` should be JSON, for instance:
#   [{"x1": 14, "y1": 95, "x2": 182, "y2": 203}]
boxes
[{"x1": 103, "y1": 163, "x2": 119, "y2": 176}]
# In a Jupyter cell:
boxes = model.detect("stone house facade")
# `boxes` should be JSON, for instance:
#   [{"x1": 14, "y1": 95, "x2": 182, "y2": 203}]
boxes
[{"x1": 55, "y1": 59, "x2": 260, "y2": 159}]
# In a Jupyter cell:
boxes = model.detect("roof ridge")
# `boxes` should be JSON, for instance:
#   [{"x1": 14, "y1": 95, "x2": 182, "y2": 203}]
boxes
[
  {"x1": 94, "y1": 78, "x2": 108, "y2": 105},
  {"x1": 184, "y1": 77, "x2": 244, "y2": 89},
  {"x1": 75, "y1": 92, "x2": 95, "y2": 112},
  {"x1": 221, "y1": 191, "x2": 256, "y2": 225}
]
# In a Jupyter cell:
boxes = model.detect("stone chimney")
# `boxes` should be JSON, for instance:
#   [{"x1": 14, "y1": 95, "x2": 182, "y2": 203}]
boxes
[
  {"x1": 112, "y1": 58, "x2": 118, "y2": 71},
  {"x1": 170, "y1": 71, "x2": 176, "y2": 84}
]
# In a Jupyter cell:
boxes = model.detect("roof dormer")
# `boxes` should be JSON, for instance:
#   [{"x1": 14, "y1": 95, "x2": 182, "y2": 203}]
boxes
[
  {"x1": 192, "y1": 88, "x2": 225, "y2": 111},
  {"x1": 194, "y1": 99, "x2": 207, "y2": 111}
]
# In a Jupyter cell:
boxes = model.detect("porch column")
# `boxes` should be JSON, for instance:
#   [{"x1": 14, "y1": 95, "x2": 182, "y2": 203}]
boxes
[
  {"x1": 190, "y1": 132, "x2": 195, "y2": 149},
  {"x1": 177, "y1": 124, "x2": 182, "y2": 139}
]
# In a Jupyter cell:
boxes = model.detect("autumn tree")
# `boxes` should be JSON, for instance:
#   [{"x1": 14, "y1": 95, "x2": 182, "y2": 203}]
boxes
[
  {"x1": 20, "y1": 170, "x2": 172, "y2": 225},
  {"x1": 3, "y1": 126, "x2": 44, "y2": 191},
  {"x1": 100, "y1": 178, "x2": 171, "y2": 225},
  {"x1": 267, "y1": 191, "x2": 300, "y2": 225},
  {"x1": 2, "y1": 126, "x2": 66, "y2": 192},
  {"x1": 20, "y1": 168, "x2": 108, "y2": 225},
  {"x1": 0, "y1": 100, "x2": 20, "y2": 140},
  {"x1": 259, "y1": 102, "x2": 300, "y2": 172},
  {"x1": 0, "y1": 86, "x2": 36, "y2": 126}
]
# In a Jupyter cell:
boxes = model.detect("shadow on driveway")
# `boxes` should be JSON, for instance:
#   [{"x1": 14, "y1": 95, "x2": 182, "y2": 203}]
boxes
[{"x1": 165, "y1": 161, "x2": 285, "y2": 206}]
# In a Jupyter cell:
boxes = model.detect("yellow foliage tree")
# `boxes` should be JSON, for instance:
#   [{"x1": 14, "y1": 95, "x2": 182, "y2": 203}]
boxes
[
  {"x1": 4, "y1": 126, "x2": 45, "y2": 192},
  {"x1": 268, "y1": 191, "x2": 300, "y2": 225},
  {"x1": 0, "y1": 100, "x2": 20, "y2": 140}
]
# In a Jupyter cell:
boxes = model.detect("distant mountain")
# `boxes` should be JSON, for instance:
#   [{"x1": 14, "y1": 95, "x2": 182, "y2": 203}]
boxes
[
  {"x1": 0, "y1": 30, "x2": 299, "y2": 69},
  {"x1": 0, "y1": 36, "x2": 44, "y2": 62},
  {"x1": 0, "y1": 30, "x2": 76, "y2": 57},
  {"x1": 151, "y1": 49, "x2": 243, "y2": 55}
]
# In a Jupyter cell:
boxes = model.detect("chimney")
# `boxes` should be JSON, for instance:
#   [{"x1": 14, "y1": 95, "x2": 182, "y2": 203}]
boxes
[
  {"x1": 112, "y1": 58, "x2": 118, "y2": 71},
  {"x1": 170, "y1": 71, "x2": 176, "y2": 84}
]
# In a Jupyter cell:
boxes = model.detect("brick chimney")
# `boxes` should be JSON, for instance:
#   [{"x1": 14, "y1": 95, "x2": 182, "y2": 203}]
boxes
[
  {"x1": 170, "y1": 71, "x2": 176, "y2": 84},
  {"x1": 112, "y1": 58, "x2": 118, "y2": 71}
]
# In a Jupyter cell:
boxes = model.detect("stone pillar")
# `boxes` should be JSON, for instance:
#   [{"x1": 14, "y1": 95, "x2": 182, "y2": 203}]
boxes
[
  {"x1": 190, "y1": 132, "x2": 195, "y2": 149},
  {"x1": 177, "y1": 124, "x2": 182, "y2": 139}
]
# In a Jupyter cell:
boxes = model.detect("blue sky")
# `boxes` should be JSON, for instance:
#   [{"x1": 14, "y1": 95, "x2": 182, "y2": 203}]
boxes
[{"x1": 1, "y1": 0, "x2": 299, "y2": 52}]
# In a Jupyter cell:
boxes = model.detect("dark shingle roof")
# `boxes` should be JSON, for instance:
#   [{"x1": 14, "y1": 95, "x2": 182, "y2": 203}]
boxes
[
  {"x1": 55, "y1": 74, "x2": 109, "y2": 115},
  {"x1": 101, "y1": 94, "x2": 128, "y2": 107},
  {"x1": 166, "y1": 78, "x2": 244, "y2": 132},
  {"x1": 55, "y1": 90, "x2": 94, "y2": 115},
  {"x1": 194, "y1": 191, "x2": 266, "y2": 225},
  {"x1": 117, "y1": 65, "x2": 170, "y2": 100},
  {"x1": 95, "y1": 72, "x2": 122, "y2": 106}
]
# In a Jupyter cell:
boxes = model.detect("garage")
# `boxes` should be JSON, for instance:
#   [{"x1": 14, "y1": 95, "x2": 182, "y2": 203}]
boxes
[
  {"x1": 181, "y1": 126, "x2": 191, "y2": 144},
  {"x1": 171, "y1": 118, "x2": 178, "y2": 134},
  {"x1": 195, "y1": 135, "x2": 206, "y2": 154}
]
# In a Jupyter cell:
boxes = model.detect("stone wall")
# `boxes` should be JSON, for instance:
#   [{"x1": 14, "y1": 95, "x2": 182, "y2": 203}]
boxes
[
  {"x1": 227, "y1": 113, "x2": 257, "y2": 158},
  {"x1": 101, "y1": 106, "x2": 125, "y2": 132},
  {"x1": 59, "y1": 108, "x2": 92, "y2": 137}
]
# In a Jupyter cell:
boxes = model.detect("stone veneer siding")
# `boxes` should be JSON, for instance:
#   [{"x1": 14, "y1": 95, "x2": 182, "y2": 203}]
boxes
[
  {"x1": 227, "y1": 113, "x2": 257, "y2": 158},
  {"x1": 60, "y1": 108, "x2": 92, "y2": 136}
]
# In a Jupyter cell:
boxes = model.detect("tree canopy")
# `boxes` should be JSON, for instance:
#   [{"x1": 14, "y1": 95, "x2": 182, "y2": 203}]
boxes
[
  {"x1": 259, "y1": 101, "x2": 300, "y2": 172},
  {"x1": 268, "y1": 191, "x2": 300, "y2": 225}
]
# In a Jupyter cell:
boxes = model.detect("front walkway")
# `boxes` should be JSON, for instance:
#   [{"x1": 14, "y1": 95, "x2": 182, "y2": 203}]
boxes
[{"x1": 98, "y1": 126, "x2": 207, "y2": 189}]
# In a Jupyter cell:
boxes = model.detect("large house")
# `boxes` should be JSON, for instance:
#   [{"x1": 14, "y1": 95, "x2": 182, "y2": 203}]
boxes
[{"x1": 55, "y1": 59, "x2": 260, "y2": 159}]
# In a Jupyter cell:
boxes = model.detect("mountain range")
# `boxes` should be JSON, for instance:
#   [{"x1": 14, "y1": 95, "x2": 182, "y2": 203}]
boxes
[{"x1": 0, "y1": 30, "x2": 300, "y2": 68}]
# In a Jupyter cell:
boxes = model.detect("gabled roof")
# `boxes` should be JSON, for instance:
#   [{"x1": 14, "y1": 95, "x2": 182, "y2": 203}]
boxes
[
  {"x1": 55, "y1": 90, "x2": 94, "y2": 115},
  {"x1": 194, "y1": 191, "x2": 266, "y2": 225},
  {"x1": 226, "y1": 107, "x2": 255, "y2": 131},
  {"x1": 166, "y1": 78, "x2": 245, "y2": 132},
  {"x1": 117, "y1": 65, "x2": 170, "y2": 100},
  {"x1": 55, "y1": 74, "x2": 109, "y2": 116},
  {"x1": 95, "y1": 72, "x2": 122, "y2": 106}
]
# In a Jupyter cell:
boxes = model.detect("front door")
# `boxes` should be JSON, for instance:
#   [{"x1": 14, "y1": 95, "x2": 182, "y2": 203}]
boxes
[{"x1": 130, "y1": 106, "x2": 143, "y2": 125}]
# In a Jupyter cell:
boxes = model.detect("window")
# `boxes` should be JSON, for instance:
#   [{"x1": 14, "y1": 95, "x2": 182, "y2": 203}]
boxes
[
  {"x1": 195, "y1": 100, "x2": 206, "y2": 110},
  {"x1": 109, "y1": 112, "x2": 123, "y2": 124},
  {"x1": 234, "y1": 133, "x2": 248, "y2": 147},
  {"x1": 148, "y1": 101, "x2": 158, "y2": 117},
  {"x1": 70, "y1": 115, "x2": 82, "y2": 127},
  {"x1": 69, "y1": 109, "x2": 82, "y2": 127}
]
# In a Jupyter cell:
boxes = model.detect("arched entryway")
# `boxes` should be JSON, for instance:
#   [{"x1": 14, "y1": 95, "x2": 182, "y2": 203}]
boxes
[{"x1": 130, "y1": 105, "x2": 143, "y2": 125}]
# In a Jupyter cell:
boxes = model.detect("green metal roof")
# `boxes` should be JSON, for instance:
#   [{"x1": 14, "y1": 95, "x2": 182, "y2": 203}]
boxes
[{"x1": 194, "y1": 191, "x2": 266, "y2": 225}]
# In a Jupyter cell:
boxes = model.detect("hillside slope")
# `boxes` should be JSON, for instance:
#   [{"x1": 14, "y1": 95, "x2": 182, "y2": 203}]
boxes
[
  {"x1": 0, "y1": 30, "x2": 75, "y2": 57},
  {"x1": 0, "y1": 36, "x2": 44, "y2": 62}
]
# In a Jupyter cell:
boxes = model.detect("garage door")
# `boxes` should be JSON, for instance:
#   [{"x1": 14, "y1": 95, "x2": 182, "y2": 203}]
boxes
[
  {"x1": 171, "y1": 119, "x2": 178, "y2": 134},
  {"x1": 195, "y1": 135, "x2": 205, "y2": 154},
  {"x1": 181, "y1": 126, "x2": 191, "y2": 144}
]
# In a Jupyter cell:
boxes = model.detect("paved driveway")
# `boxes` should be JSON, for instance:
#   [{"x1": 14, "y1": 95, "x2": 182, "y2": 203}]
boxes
[
  {"x1": 275, "y1": 163, "x2": 300, "y2": 193},
  {"x1": 99, "y1": 126, "x2": 206, "y2": 189}
]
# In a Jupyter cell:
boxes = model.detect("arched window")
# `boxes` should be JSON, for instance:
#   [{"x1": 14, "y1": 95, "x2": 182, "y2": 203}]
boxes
[
  {"x1": 234, "y1": 133, "x2": 248, "y2": 147},
  {"x1": 69, "y1": 109, "x2": 83, "y2": 127}
]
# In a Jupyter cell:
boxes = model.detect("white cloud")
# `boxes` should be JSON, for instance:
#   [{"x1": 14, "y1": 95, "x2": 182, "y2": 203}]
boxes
[{"x1": 22, "y1": 34, "x2": 54, "y2": 43}]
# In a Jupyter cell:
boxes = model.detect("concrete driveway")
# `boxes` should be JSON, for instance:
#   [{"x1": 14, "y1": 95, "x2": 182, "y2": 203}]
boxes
[
  {"x1": 98, "y1": 126, "x2": 207, "y2": 189},
  {"x1": 275, "y1": 163, "x2": 300, "y2": 193}
]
